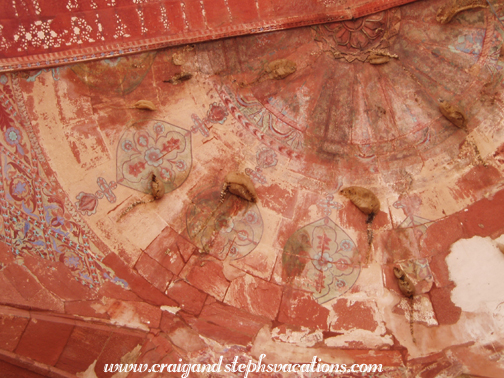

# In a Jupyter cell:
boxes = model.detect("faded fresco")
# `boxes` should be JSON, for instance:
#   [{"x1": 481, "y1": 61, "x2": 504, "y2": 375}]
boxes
[{"x1": 1, "y1": 0, "x2": 504, "y2": 377}]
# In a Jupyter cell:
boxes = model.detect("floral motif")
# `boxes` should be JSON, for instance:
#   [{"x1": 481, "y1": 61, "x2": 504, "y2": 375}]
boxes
[
  {"x1": 191, "y1": 113, "x2": 210, "y2": 137},
  {"x1": 216, "y1": 215, "x2": 234, "y2": 233},
  {"x1": 4, "y1": 126, "x2": 26, "y2": 155},
  {"x1": 330, "y1": 14, "x2": 386, "y2": 50},
  {"x1": 236, "y1": 229, "x2": 250, "y2": 242},
  {"x1": 256, "y1": 148, "x2": 278, "y2": 168},
  {"x1": 245, "y1": 167, "x2": 267, "y2": 185},
  {"x1": 245, "y1": 148, "x2": 278, "y2": 185},
  {"x1": 340, "y1": 239, "x2": 354, "y2": 251},
  {"x1": 121, "y1": 139, "x2": 134, "y2": 152},
  {"x1": 75, "y1": 192, "x2": 99, "y2": 216},
  {"x1": 117, "y1": 120, "x2": 192, "y2": 195},
  {"x1": 314, "y1": 9, "x2": 400, "y2": 62},
  {"x1": 153, "y1": 122, "x2": 165, "y2": 135},
  {"x1": 244, "y1": 210, "x2": 259, "y2": 224},
  {"x1": 282, "y1": 217, "x2": 360, "y2": 304},
  {"x1": 9, "y1": 176, "x2": 32, "y2": 202},
  {"x1": 317, "y1": 194, "x2": 342, "y2": 217},
  {"x1": 128, "y1": 161, "x2": 146, "y2": 177},
  {"x1": 175, "y1": 160, "x2": 186, "y2": 171},
  {"x1": 187, "y1": 188, "x2": 263, "y2": 260},
  {"x1": 207, "y1": 102, "x2": 228, "y2": 124},
  {"x1": 65, "y1": 254, "x2": 81, "y2": 269},
  {"x1": 159, "y1": 167, "x2": 174, "y2": 181},
  {"x1": 0, "y1": 75, "x2": 125, "y2": 291},
  {"x1": 5, "y1": 127, "x2": 22, "y2": 146},
  {"x1": 144, "y1": 147, "x2": 163, "y2": 167},
  {"x1": 137, "y1": 133, "x2": 149, "y2": 147},
  {"x1": 96, "y1": 177, "x2": 117, "y2": 203},
  {"x1": 14, "y1": 21, "x2": 63, "y2": 52},
  {"x1": 333, "y1": 255, "x2": 354, "y2": 276},
  {"x1": 313, "y1": 252, "x2": 333, "y2": 271}
]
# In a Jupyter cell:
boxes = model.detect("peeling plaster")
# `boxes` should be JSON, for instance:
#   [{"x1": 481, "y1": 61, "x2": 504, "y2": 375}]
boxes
[
  {"x1": 447, "y1": 236, "x2": 504, "y2": 313},
  {"x1": 271, "y1": 326, "x2": 323, "y2": 347},
  {"x1": 325, "y1": 329, "x2": 394, "y2": 349},
  {"x1": 111, "y1": 344, "x2": 142, "y2": 378},
  {"x1": 77, "y1": 360, "x2": 98, "y2": 378},
  {"x1": 161, "y1": 305, "x2": 181, "y2": 314},
  {"x1": 90, "y1": 299, "x2": 150, "y2": 331},
  {"x1": 251, "y1": 325, "x2": 355, "y2": 365}
]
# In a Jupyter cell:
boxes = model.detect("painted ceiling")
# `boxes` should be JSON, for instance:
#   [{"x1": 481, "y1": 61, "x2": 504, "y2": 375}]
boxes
[
  {"x1": 1, "y1": 0, "x2": 504, "y2": 377},
  {"x1": 0, "y1": 0, "x2": 417, "y2": 71}
]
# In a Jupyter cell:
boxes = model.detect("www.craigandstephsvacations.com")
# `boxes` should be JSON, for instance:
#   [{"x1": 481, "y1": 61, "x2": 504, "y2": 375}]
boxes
[{"x1": 103, "y1": 354, "x2": 383, "y2": 377}]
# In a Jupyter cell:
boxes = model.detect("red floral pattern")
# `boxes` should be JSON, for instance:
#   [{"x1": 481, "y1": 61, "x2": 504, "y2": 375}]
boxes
[
  {"x1": 282, "y1": 218, "x2": 359, "y2": 304},
  {"x1": 75, "y1": 192, "x2": 99, "y2": 216},
  {"x1": 256, "y1": 148, "x2": 278, "y2": 169},
  {"x1": 117, "y1": 120, "x2": 191, "y2": 195},
  {"x1": 161, "y1": 137, "x2": 181, "y2": 155},
  {"x1": 207, "y1": 103, "x2": 228, "y2": 124},
  {"x1": 128, "y1": 161, "x2": 146, "y2": 177}
]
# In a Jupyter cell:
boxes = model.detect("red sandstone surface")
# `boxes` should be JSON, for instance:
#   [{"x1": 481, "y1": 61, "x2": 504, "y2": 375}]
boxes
[{"x1": 1, "y1": 0, "x2": 504, "y2": 377}]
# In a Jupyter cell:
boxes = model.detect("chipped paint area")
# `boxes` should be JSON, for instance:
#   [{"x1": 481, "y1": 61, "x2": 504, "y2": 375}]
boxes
[
  {"x1": 271, "y1": 326, "x2": 323, "y2": 347},
  {"x1": 325, "y1": 329, "x2": 394, "y2": 349},
  {"x1": 397, "y1": 295, "x2": 438, "y2": 326},
  {"x1": 111, "y1": 345, "x2": 142, "y2": 378},
  {"x1": 161, "y1": 305, "x2": 181, "y2": 314},
  {"x1": 90, "y1": 300, "x2": 151, "y2": 331},
  {"x1": 77, "y1": 360, "x2": 98, "y2": 378}
]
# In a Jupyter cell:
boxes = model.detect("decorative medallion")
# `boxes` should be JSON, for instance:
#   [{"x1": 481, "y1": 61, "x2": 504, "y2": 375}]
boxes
[
  {"x1": 75, "y1": 177, "x2": 117, "y2": 217},
  {"x1": 116, "y1": 119, "x2": 192, "y2": 195},
  {"x1": 245, "y1": 147, "x2": 279, "y2": 185},
  {"x1": 186, "y1": 187, "x2": 263, "y2": 261},
  {"x1": 314, "y1": 8, "x2": 401, "y2": 62},
  {"x1": 282, "y1": 217, "x2": 360, "y2": 304}
]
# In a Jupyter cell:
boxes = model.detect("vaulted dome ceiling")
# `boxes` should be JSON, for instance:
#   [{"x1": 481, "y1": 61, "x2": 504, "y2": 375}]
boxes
[{"x1": 1, "y1": 0, "x2": 504, "y2": 377}]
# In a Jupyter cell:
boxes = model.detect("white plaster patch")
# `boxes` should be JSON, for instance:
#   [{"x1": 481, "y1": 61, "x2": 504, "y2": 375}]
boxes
[
  {"x1": 161, "y1": 305, "x2": 180, "y2": 314},
  {"x1": 112, "y1": 345, "x2": 142, "y2": 378},
  {"x1": 271, "y1": 326, "x2": 323, "y2": 347},
  {"x1": 90, "y1": 300, "x2": 149, "y2": 331},
  {"x1": 324, "y1": 329, "x2": 393, "y2": 349},
  {"x1": 493, "y1": 302, "x2": 504, "y2": 327},
  {"x1": 251, "y1": 326, "x2": 354, "y2": 365},
  {"x1": 447, "y1": 236, "x2": 504, "y2": 312}
]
